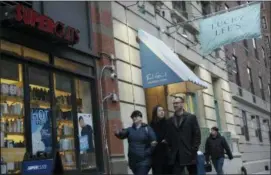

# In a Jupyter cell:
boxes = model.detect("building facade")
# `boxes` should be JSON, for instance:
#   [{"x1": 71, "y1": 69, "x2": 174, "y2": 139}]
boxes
[
  {"x1": 0, "y1": 1, "x2": 119, "y2": 174},
  {"x1": 109, "y1": 1, "x2": 243, "y2": 174},
  {"x1": 222, "y1": 1, "x2": 271, "y2": 174}
]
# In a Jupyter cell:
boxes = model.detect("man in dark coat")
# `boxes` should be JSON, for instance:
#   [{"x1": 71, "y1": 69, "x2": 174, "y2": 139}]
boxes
[
  {"x1": 165, "y1": 96, "x2": 201, "y2": 175},
  {"x1": 205, "y1": 126, "x2": 233, "y2": 175}
]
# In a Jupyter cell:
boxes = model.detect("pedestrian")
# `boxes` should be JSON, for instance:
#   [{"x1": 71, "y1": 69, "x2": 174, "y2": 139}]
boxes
[
  {"x1": 114, "y1": 110, "x2": 157, "y2": 175},
  {"x1": 150, "y1": 105, "x2": 170, "y2": 175},
  {"x1": 165, "y1": 96, "x2": 201, "y2": 175},
  {"x1": 204, "y1": 126, "x2": 233, "y2": 175}
]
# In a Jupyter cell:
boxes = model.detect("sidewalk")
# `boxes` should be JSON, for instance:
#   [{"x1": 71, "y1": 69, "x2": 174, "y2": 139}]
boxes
[{"x1": 253, "y1": 170, "x2": 270, "y2": 174}]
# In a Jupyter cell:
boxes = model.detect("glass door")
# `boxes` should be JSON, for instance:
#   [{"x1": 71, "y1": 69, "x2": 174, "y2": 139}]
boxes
[
  {"x1": 53, "y1": 73, "x2": 76, "y2": 170},
  {"x1": 75, "y1": 79, "x2": 96, "y2": 171},
  {"x1": 28, "y1": 67, "x2": 53, "y2": 156}
]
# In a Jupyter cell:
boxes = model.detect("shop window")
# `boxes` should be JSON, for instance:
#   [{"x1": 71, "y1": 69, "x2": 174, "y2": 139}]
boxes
[
  {"x1": 0, "y1": 40, "x2": 22, "y2": 56},
  {"x1": 22, "y1": 47, "x2": 49, "y2": 63},
  {"x1": 28, "y1": 67, "x2": 53, "y2": 155},
  {"x1": 54, "y1": 57, "x2": 94, "y2": 77},
  {"x1": 0, "y1": 59, "x2": 25, "y2": 174},
  {"x1": 54, "y1": 73, "x2": 76, "y2": 170},
  {"x1": 75, "y1": 79, "x2": 96, "y2": 170}
]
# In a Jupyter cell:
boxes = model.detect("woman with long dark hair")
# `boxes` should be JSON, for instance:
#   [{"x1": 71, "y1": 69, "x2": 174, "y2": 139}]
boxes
[{"x1": 150, "y1": 105, "x2": 169, "y2": 174}]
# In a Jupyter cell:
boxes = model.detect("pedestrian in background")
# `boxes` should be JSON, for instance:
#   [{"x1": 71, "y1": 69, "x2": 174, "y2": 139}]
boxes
[
  {"x1": 205, "y1": 126, "x2": 233, "y2": 175},
  {"x1": 114, "y1": 110, "x2": 157, "y2": 175},
  {"x1": 150, "y1": 105, "x2": 170, "y2": 175},
  {"x1": 165, "y1": 96, "x2": 201, "y2": 175}
]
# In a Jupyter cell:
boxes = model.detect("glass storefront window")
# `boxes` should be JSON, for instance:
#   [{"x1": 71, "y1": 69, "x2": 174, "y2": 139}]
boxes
[
  {"x1": 54, "y1": 73, "x2": 76, "y2": 170},
  {"x1": 1, "y1": 59, "x2": 25, "y2": 174},
  {"x1": 75, "y1": 79, "x2": 96, "y2": 170},
  {"x1": 54, "y1": 57, "x2": 94, "y2": 77},
  {"x1": 29, "y1": 67, "x2": 52, "y2": 155}
]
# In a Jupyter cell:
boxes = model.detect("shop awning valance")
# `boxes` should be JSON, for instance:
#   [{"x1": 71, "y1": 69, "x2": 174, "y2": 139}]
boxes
[{"x1": 138, "y1": 29, "x2": 208, "y2": 95}]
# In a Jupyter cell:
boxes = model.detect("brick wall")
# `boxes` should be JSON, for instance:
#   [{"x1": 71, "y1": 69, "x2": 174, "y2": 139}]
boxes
[{"x1": 89, "y1": 1, "x2": 125, "y2": 173}]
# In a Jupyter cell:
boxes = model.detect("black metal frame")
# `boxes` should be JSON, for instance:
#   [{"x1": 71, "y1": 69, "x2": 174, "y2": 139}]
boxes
[{"x1": 0, "y1": 47, "x2": 103, "y2": 174}]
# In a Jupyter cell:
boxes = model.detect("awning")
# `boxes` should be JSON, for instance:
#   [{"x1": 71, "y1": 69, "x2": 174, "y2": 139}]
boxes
[{"x1": 138, "y1": 29, "x2": 208, "y2": 95}]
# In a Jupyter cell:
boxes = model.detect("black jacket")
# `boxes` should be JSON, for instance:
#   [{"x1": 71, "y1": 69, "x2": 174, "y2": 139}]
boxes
[
  {"x1": 165, "y1": 112, "x2": 201, "y2": 165},
  {"x1": 205, "y1": 133, "x2": 233, "y2": 161},
  {"x1": 150, "y1": 118, "x2": 168, "y2": 165}
]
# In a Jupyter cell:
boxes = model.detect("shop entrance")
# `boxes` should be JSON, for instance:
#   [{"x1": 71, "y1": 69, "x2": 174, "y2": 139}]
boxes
[{"x1": 1, "y1": 51, "x2": 100, "y2": 174}]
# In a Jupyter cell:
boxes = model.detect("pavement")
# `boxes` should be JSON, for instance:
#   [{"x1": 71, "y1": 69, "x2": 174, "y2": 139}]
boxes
[{"x1": 253, "y1": 170, "x2": 271, "y2": 174}]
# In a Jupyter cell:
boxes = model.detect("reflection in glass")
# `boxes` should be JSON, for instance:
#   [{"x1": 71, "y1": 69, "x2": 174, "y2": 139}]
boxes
[
  {"x1": 75, "y1": 79, "x2": 96, "y2": 170},
  {"x1": 54, "y1": 74, "x2": 76, "y2": 170},
  {"x1": 29, "y1": 67, "x2": 52, "y2": 155},
  {"x1": 0, "y1": 60, "x2": 25, "y2": 174}
]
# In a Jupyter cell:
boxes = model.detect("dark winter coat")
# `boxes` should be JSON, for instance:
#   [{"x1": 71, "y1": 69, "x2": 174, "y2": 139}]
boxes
[
  {"x1": 115, "y1": 123, "x2": 156, "y2": 167},
  {"x1": 205, "y1": 133, "x2": 233, "y2": 161},
  {"x1": 165, "y1": 112, "x2": 201, "y2": 165},
  {"x1": 150, "y1": 118, "x2": 168, "y2": 165}
]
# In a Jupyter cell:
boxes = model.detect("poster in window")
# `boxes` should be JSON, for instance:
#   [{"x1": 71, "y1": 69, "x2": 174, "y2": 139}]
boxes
[
  {"x1": 31, "y1": 108, "x2": 52, "y2": 155},
  {"x1": 78, "y1": 113, "x2": 94, "y2": 153}
]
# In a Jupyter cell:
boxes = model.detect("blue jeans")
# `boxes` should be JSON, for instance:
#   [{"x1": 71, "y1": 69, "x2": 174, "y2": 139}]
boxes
[{"x1": 212, "y1": 157, "x2": 224, "y2": 175}]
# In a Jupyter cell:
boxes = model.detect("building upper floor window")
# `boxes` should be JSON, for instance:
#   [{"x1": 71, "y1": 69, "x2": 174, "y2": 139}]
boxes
[
  {"x1": 242, "y1": 110, "x2": 250, "y2": 141},
  {"x1": 256, "y1": 115, "x2": 263, "y2": 142},
  {"x1": 224, "y1": 3, "x2": 229, "y2": 10},
  {"x1": 247, "y1": 67, "x2": 252, "y2": 82},
  {"x1": 252, "y1": 38, "x2": 256, "y2": 49},
  {"x1": 252, "y1": 38, "x2": 259, "y2": 59},
  {"x1": 172, "y1": 1, "x2": 188, "y2": 18},
  {"x1": 243, "y1": 40, "x2": 249, "y2": 56},
  {"x1": 261, "y1": 47, "x2": 265, "y2": 58},
  {"x1": 247, "y1": 67, "x2": 255, "y2": 95},
  {"x1": 262, "y1": 16, "x2": 267, "y2": 29},
  {"x1": 258, "y1": 76, "x2": 265, "y2": 100},
  {"x1": 201, "y1": 1, "x2": 212, "y2": 15},
  {"x1": 268, "y1": 84, "x2": 271, "y2": 96}
]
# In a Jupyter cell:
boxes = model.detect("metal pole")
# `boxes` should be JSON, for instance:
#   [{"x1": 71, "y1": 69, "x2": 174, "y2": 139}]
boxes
[{"x1": 99, "y1": 66, "x2": 113, "y2": 175}]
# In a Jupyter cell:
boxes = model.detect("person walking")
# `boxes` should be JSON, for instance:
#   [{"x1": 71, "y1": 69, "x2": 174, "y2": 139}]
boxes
[
  {"x1": 150, "y1": 105, "x2": 169, "y2": 175},
  {"x1": 204, "y1": 126, "x2": 233, "y2": 175},
  {"x1": 114, "y1": 110, "x2": 157, "y2": 175},
  {"x1": 165, "y1": 96, "x2": 201, "y2": 175}
]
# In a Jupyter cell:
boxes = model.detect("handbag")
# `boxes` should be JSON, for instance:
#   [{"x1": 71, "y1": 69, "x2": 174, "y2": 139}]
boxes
[{"x1": 205, "y1": 162, "x2": 212, "y2": 172}]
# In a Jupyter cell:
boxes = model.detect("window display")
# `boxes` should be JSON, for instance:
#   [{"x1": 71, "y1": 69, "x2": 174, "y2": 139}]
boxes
[
  {"x1": 29, "y1": 67, "x2": 52, "y2": 155},
  {"x1": 76, "y1": 79, "x2": 96, "y2": 170},
  {"x1": 54, "y1": 73, "x2": 76, "y2": 170},
  {"x1": 0, "y1": 60, "x2": 25, "y2": 174},
  {"x1": 1, "y1": 41, "x2": 98, "y2": 173}
]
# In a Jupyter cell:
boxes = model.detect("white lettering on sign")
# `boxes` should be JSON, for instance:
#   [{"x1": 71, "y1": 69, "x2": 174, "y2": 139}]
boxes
[
  {"x1": 146, "y1": 72, "x2": 167, "y2": 83},
  {"x1": 27, "y1": 165, "x2": 47, "y2": 171}
]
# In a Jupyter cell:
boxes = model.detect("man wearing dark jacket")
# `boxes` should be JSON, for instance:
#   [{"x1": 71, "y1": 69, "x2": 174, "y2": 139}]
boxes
[
  {"x1": 205, "y1": 127, "x2": 233, "y2": 175},
  {"x1": 165, "y1": 96, "x2": 201, "y2": 175}
]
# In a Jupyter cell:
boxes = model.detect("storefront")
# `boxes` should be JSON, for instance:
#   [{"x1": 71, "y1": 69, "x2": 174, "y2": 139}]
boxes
[{"x1": 0, "y1": 3, "x2": 103, "y2": 175}]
